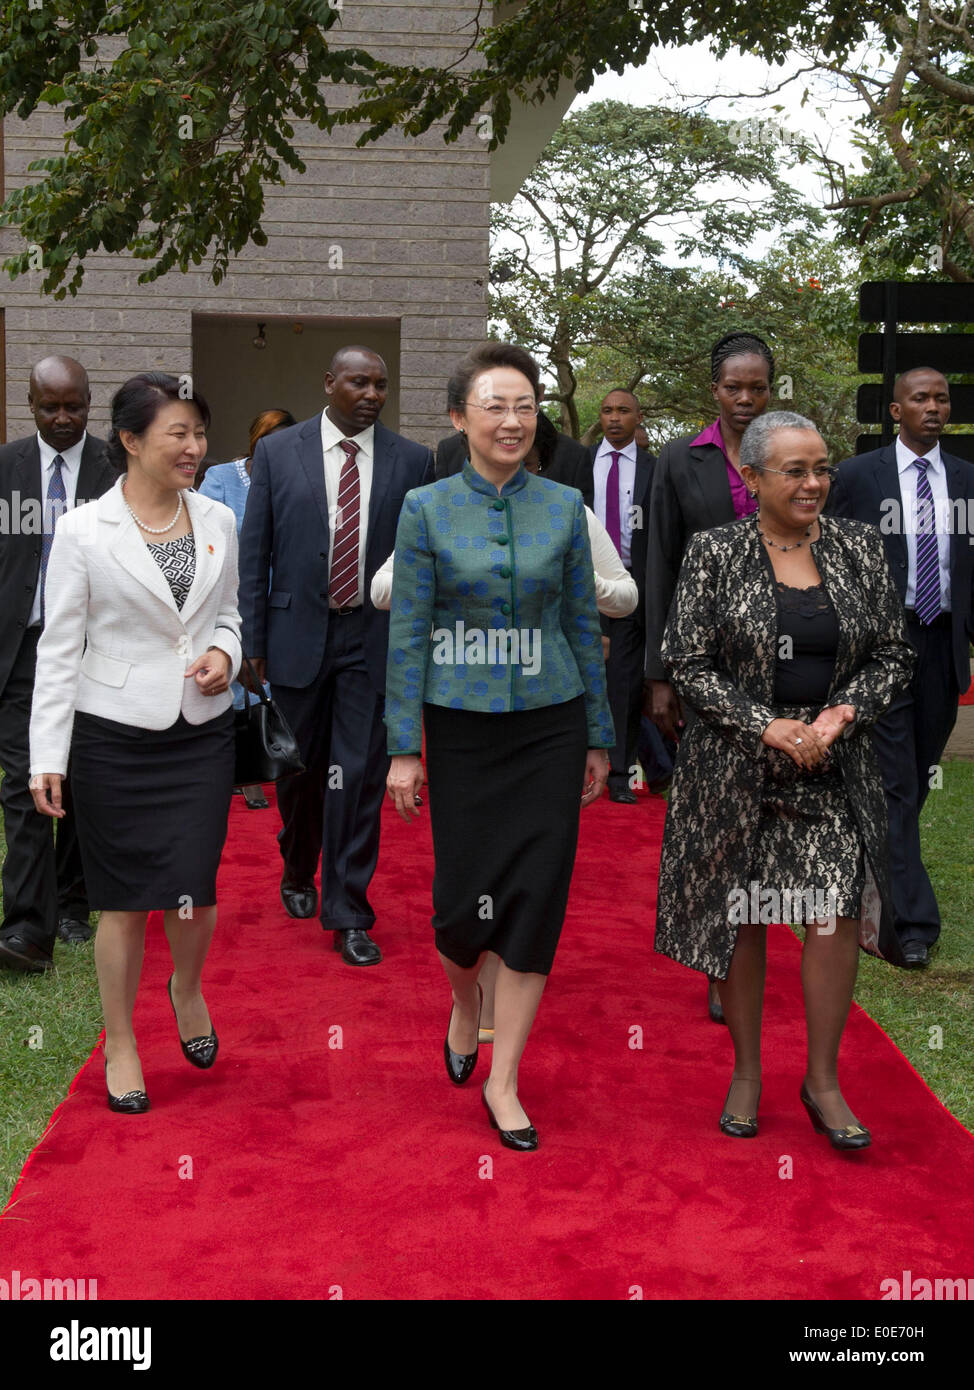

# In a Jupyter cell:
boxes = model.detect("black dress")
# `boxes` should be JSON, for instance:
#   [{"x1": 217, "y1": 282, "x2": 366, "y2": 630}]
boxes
[
  {"x1": 69, "y1": 534, "x2": 235, "y2": 911},
  {"x1": 748, "y1": 579, "x2": 864, "y2": 922}
]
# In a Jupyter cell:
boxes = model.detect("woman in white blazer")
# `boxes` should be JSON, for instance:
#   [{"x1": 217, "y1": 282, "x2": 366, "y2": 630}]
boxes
[{"x1": 29, "y1": 373, "x2": 242, "y2": 1115}]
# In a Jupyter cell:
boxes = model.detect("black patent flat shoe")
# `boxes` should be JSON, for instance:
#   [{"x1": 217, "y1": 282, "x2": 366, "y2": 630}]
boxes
[
  {"x1": 482, "y1": 1080, "x2": 538, "y2": 1151},
  {"x1": 105, "y1": 1059, "x2": 150, "y2": 1114},
  {"x1": 800, "y1": 1083, "x2": 871, "y2": 1150},
  {"x1": 719, "y1": 1080, "x2": 761, "y2": 1138},
  {"x1": 444, "y1": 984, "x2": 482, "y2": 1085},
  {"x1": 167, "y1": 975, "x2": 219, "y2": 1069}
]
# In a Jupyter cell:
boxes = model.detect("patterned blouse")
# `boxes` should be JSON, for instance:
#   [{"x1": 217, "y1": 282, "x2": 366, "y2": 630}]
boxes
[
  {"x1": 146, "y1": 533, "x2": 196, "y2": 611},
  {"x1": 385, "y1": 460, "x2": 614, "y2": 754}
]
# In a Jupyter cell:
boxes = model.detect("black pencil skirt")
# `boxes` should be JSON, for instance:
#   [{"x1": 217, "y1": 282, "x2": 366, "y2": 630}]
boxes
[
  {"x1": 423, "y1": 696, "x2": 588, "y2": 975},
  {"x1": 69, "y1": 708, "x2": 235, "y2": 911}
]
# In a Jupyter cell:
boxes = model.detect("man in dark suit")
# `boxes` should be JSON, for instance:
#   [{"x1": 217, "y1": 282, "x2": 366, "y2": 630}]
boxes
[
  {"x1": 830, "y1": 367, "x2": 974, "y2": 967},
  {"x1": 0, "y1": 356, "x2": 116, "y2": 973},
  {"x1": 590, "y1": 388, "x2": 655, "y2": 802},
  {"x1": 240, "y1": 346, "x2": 434, "y2": 966},
  {"x1": 435, "y1": 410, "x2": 594, "y2": 506}
]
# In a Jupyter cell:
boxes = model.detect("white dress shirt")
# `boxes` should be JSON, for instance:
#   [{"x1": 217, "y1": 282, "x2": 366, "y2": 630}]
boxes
[
  {"x1": 369, "y1": 506, "x2": 638, "y2": 619},
  {"x1": 593, "y1": 438, "x2": 637, "y2": 568},
  {"x1": 895, "y1": 437, "x2": 951, "y2": 611},
  {"x1": 29, "y1": 432, "x2": 85, "y2": 628},
  {"x1": 320, "y1": 409, "x2": 374, "y2": 607}
]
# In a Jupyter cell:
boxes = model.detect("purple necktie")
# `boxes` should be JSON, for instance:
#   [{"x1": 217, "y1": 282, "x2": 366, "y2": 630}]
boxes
[
  {"x1": 605, "y1": 451, "x2": 622, "y2": 555},
  {"x1": 913, "y1": 458, "x2": 941, "y2": 625}
]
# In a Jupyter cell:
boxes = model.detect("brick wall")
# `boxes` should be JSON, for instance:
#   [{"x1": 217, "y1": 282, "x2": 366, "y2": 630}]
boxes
[{"x1": 0, "y1": 1, "x2": 491, "y2": 449}]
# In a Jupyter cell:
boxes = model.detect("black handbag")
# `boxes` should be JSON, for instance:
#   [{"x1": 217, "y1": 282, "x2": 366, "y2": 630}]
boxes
[{"x1": 233, "y1": 657, "x2": 305, "y2": 785}]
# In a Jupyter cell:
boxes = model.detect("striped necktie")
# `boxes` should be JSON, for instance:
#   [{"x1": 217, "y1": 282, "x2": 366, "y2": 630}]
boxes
[
  {"x1": 912, "y1": 457, "x2": 941, "y2": 625},
  {"x1": 40, "y1": 454, "x2": 67, "y2": 624},
  {"x1": 329, "y1": 440, "x2": 361, "y2": 608}
]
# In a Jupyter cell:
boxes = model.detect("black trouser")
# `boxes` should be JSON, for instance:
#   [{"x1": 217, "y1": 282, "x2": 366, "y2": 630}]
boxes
[
  {"x1": 869, "y1": 613, "x2": 958, "y2": 949},
  {"x1": 0, "y1": 628, "x2": 88, "y2": 951},
  {"x1": 272, "y1": 610, "x2": 388, "y2": 932},
  {"x1": 601, "y1": 608, "x2": 645, "y2": 792}
]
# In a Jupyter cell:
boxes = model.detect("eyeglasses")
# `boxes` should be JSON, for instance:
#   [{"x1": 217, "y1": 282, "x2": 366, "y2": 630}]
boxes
[
  {"x1": 761, "y1": 466, "x2": 837, "y2": 483},
  {"x1": 462, "y1": 401, "x2": 539, "y2": 421}
]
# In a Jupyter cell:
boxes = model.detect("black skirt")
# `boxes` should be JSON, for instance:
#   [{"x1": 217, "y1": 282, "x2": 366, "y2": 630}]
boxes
[
  {"x1": 69, "y1": 708, "x2": 234, "y2": 911},
  {"x1": 423, "y1": 696, "x2": 588, "y2": 975}
]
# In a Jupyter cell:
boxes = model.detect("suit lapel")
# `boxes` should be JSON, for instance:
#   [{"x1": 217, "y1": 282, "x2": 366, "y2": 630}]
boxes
[
  {"x1": 179, "y1": 491, "x2": 224, "y2": 625},
  {"x1": 366, "y1": 423, "x2": 396, "y2": 565},
  {"x1": 632, "y1": 449, "x2": 651, "y2": 509},
  {"x1": 104, "y1": 479, "x2": 180, "y2": 614},
  {"x1": 76, "y1": 438, "x2": 107, "y2": 503},
  {"x1": 298, "y1": 415, "x2": 330, "y2": 534},
  {"x1": 871, "y1": 446, "x2": 907, "y2": 577},
  {"x1": 689, "y1": 444, "x2": 735, "y2": 526},
  {"x1": 943, "y1": 452, "x2": 968, "y2": 584},
  {"x1": 14, "y1": 438, "x2": 42, "y2": 504}
]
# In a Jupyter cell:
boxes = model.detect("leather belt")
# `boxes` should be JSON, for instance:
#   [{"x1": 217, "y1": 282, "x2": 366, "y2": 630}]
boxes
[
  {"x1": 904, "y1": 608, "x2": 951, "y2": 630},
  {"x1": 330, "y1": 605, "x2": 362, "y2": 617}
]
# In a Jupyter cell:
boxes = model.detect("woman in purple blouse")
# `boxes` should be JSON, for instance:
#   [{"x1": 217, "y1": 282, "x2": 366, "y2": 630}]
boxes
[{"x1": 643, "y1": 331, "x2": 775, "y2": 1023}]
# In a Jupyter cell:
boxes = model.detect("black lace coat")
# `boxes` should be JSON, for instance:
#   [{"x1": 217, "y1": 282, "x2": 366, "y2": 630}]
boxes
[{"x1": 655, "y1": 514, "x2": 916, "y2": 978}]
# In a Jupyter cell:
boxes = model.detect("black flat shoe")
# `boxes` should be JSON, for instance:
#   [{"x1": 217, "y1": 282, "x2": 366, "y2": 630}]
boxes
[
  {"x1": 167, "y1": 975, "x2": 219, "y2": 1069},
  {"x1": 105, "y1": 1059, "x2": 150, "y2": 1114},
  {"x1": 281, "y1": 877, "x2": 318, "y2": 919},
  {"x1": 333, "y1": 928, "x2": 382, "y2": 966},
  {"x1": 800, "y1": 1083, "x2": 871, "y2": 1150},
  {"x1": 708, "y1": 977, "x2": 725, "y2": 1025},
  {"x1": 482, "y1": 1080, "x2": 538, "y2": 1151},
  {"x1": 719, "y1": 1080, "x2": 761, "y2": 1138},
  {"x1": 444, "y1": 984, "x2": 482, "y2": 1085}
]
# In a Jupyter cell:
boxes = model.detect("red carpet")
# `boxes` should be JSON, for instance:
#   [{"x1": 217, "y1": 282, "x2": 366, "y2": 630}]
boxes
[
  {"x1": 960, "y1": 677, "x2": 974, "y2": 706},
  {"x1": 2, "y1": 788, "x2": 973, "y2": 1300}
]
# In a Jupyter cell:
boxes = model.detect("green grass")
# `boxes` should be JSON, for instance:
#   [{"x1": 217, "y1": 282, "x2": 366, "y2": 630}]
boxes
[{"x1": 1, "y1": 764, "x2": 972, "y2": 1209}]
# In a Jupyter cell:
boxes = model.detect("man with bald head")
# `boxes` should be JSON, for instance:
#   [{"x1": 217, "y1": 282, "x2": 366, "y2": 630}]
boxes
[
  {"x1": 831, "y1": 368, "x2": 974, "y2": 966},
  {"x1": 240, "y1": 345, "x2": 433, "y2": 965},
  {"x1": 0, "y1": 356, "x2": 117, "y2": 973}
]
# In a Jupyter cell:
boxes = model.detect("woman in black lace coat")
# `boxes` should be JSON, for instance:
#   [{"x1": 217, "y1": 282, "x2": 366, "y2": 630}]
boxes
[{"x1": 655, "y1": 412, "x2": 914, "y2": 1150}]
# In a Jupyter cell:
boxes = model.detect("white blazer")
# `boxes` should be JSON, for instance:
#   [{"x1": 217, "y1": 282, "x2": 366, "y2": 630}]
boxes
[{"x1": 30, "y1": 476, "x2": 242, "y2": 776}]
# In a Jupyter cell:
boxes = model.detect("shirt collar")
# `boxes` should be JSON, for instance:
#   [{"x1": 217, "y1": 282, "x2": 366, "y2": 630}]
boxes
[
  {"x1": 896, "y1": 436, "x2": 943, "y2": 474},
  {"x1": 461, "y1": 457, "x2": 528, "y2": 497},
  {"x1": 690, "y1": 418, "x2": 725, "y2": 451},
  {"x1": 595, "y1": 436, "x2": 637, "y2": 462},
  {"x1": 320, "y1": 408, "x2": 374, "y2": 460},
  {"x1": 37, "y1": 431, "x2": 86, "y2": 471}
]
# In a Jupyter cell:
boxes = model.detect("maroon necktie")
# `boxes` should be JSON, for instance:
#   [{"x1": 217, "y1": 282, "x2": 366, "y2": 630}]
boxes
[
  {"x1": 329, "y1": 440, "x2": 361, "y2": 608},
  {"x1": 605, "y1": 451, "x2": 622, "y2": 554}
]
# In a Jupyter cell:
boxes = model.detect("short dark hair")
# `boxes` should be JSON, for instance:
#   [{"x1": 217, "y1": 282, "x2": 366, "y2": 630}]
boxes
[
  {"x1": 107, "y1": 373, "x2": 211, "y2": 471},
  {"x1": 711, "y1": 332, "x2": 775, "y2": 386},
  {"x1": 600, "y1": 387, "x2": 640, "y2": 408},
  {"x1": 447, "y1": 340, "x2": 541, "y2": 412}
]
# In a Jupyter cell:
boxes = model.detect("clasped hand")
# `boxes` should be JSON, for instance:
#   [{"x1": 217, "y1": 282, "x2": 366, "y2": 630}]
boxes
[
  {"x1": 185, "y1": 647, "x2": 232, "y2": 696},
  {"x1": 761, "y1": 704, "x2": 856, "y2": 770}
]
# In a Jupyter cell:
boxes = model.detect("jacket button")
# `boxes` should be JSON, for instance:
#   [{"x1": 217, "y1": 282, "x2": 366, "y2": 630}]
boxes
[
  {"x1": 494, "y1": 535, "x2": 509, "y2": 546},
  {"x1": 499, "y1": 566, "x2": 511, "y2": 578},
  {"x1": 492, "y1": 500, "x2": 505, "y2": 511},
  {"x1": 501, "y1": 603, "x2": 511, "y2": 615}
]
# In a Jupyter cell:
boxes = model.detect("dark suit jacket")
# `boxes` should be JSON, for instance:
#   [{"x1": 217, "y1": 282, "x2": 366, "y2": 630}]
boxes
[
  {"x1": 0, "y1": 432, "x2": 115, "y2": 698},
  {"x1": 239, "y1": 415, "x2": 435, "y2": 694},
  {"x1": 435, "y1": 430, "x2": 595, "y2": 508},
  {"x1": 588, "y1": 441, "x2": 655, "y2": 623},
  {"x1": 830, "y1": 444, "x2": 974, "y2": 692},
  {"x1": 644, "y1": 434, "x2": 741, "y2": 680}
]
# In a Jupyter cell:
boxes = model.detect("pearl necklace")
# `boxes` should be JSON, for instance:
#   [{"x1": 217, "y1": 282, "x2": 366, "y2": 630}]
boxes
[
  {"x1": 758, "y1": 521, "x2": 812, "y2": 552},
  {"x1": 123, "y1": 483, "x2": 184, "y2": 535}
]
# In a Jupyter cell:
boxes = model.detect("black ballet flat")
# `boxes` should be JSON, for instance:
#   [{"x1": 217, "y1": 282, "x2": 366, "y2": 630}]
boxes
[
  {"x1": 800, "y1": 1083, "x2": 871, "y2": 1150},
  {"x1": 167, "y1": 975, "x2": 219, "y2": 1070},
  {"x1": 444, "y1": 983, "x2": 482, "y2": 1085},
  {"x1": 105, "y1": 1059, "x2": 150, "y2": 1114},
  {"x1": 482, "y1": 1080, "x2": 538, "y2": 1152},
  {"x1": 719, "y1": 1081, "x2": 761, "y2": 1138}
]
